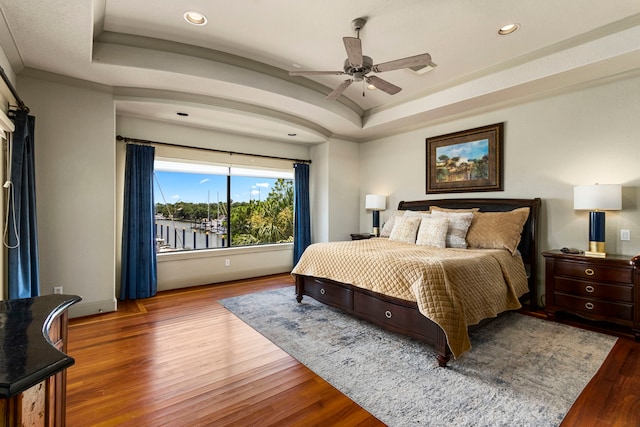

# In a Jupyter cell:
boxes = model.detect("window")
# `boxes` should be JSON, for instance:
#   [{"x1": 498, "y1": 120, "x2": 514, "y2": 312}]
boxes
[{"x1": 153, "y1": 158, "x2": 294, "y2": 252}]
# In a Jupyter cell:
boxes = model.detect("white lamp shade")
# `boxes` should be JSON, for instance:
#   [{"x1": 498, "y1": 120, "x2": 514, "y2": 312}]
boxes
[
  {"x1": 574, "y1": 184, "x2": 622, "y2": 211},
  {"x1": 365, "y1": 194, "x2": 386, "y2": 210}
]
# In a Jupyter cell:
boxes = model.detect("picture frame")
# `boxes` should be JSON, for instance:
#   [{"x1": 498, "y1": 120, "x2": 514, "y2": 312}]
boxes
[{"x1": 426, "y1": 122, "x2": 504, "y2": 194}]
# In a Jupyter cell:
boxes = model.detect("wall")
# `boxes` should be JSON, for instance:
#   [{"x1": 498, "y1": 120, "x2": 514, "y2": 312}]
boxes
[
  {"x1": 18, "y1": 70, "x2": 117, "y2": 317},
  {"x1": 0, "y1": 45, "x2": 12, "y2": 298},
  {"x1": 359, "y1": 75, "x2": 640, "y2": 305},
  {"x1": 308, "y1": 138, "x2": 360, "y2": 243}
]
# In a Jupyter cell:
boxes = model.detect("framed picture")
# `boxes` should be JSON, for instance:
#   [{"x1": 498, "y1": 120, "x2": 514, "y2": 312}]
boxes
[{"x1": 426, "y1": 122, "x2": 504, "y2": 194}]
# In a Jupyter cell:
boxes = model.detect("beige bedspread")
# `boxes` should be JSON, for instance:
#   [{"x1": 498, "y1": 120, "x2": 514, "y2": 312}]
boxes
[{"x1": 291, "y1": 238, "x2": 529, "y2": 358}]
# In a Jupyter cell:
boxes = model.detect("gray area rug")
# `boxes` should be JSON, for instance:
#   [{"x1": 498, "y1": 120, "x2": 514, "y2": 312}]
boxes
[{"x1": 220, "y1": 287, "x2": 616, "y2": 426}]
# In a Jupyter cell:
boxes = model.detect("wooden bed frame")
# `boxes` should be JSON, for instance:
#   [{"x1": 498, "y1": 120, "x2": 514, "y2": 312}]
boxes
[{"x1": 295, "y1": 197, "x2": 541, "y2": 367}]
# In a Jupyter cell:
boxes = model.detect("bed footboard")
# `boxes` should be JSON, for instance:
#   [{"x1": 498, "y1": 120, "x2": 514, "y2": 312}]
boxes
[{"x1": 295, "y1": 274, "x2": 452, "y2": 367}]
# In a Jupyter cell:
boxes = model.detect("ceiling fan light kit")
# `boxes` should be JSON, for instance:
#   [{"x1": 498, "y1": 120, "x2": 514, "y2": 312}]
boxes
[{"x1": 289, "y1": 17, "x2": 432, "y2": 100}]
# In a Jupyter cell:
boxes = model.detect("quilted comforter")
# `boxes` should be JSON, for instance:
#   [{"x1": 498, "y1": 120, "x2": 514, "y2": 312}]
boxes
[{"x1": 291, "y1": 238, "x2": 529, "y2": 358}]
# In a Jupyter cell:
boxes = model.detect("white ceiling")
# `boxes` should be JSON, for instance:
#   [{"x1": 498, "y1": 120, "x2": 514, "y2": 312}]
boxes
[{"x1": 1, "y1": 1, "x2": 640, "y2": 144}]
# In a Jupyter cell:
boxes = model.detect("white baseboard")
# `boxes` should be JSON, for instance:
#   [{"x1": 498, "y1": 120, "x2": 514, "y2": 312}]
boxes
[{"x1": 68, "y1": 298, "x2": 117, "y2": 318}]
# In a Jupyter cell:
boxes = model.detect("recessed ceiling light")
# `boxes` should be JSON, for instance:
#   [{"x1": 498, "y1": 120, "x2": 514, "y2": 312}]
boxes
[
  {"x1": 498, "y1": 23, "x2": 520, "y2": 35},
  {"x1": 184, "y1": 11, "x2": 207, "y2": 26}
]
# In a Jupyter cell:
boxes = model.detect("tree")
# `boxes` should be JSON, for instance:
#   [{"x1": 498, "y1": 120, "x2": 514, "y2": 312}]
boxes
[{"x1": 230, "y1": 179, "x2": 294, "y2": 245}]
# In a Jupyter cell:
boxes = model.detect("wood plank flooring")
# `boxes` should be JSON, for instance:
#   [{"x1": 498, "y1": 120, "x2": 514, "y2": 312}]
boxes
[{"x1": 66, "y1": 274, "x2": 640, "y2": 426}]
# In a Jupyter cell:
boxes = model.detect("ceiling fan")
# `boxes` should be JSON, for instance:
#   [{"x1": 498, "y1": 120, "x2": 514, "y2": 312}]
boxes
[{"x1": 289, "y1": 17, "x2": 432, "y2": 100}]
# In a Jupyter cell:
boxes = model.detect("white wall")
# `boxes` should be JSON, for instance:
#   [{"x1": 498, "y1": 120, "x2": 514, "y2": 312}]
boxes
[
  {"x1": 310, "y1": 142, "x2": 329, "y2": 242},
  {"x1": 359, "y1": 75, "x2": 640, "y2": 304},
  {"x1": 0, "y1": 45, "x2": 12, "y2": 298},
  {"x1": 18, "y1": 71, "x2": 117, "y2": 317},
  {"x1": 327, "y1": 138, "x2": 360, "y2": 241},
  {"x1": 308, "y1": 138, "x2": 360, "y2": 243}
]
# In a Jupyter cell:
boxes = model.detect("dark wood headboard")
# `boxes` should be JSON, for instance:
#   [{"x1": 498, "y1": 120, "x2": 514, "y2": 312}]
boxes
[{"x1": 397, "y1": 198, "x2": 542, "y2": 308}]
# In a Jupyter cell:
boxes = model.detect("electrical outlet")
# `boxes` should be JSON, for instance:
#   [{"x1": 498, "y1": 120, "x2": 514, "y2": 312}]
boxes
[
  {"x1": 53, "y1": 286, "x2": 63, "y2": 294},
  {"x1": 620, "y1": 229, "x2": 631, "y2": 241},
  {"x1": 225, "y1": 259, "x2": 231, "y2": 267}
]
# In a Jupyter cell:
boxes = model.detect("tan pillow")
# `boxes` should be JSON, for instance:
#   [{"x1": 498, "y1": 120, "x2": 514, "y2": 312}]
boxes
[
  {"x1": 380, "y1": 210, "x2": 402, "y2": 237},
  {"x1": 466, "y1": 207, "x2": 530, "y2": 254},
  {"x1": 429, "y1": 210, "x2": 474, "y2": 248},
  {"x1": 416, "y1": 217, "x2": 449, "y2": 248},
  {"x1": 430, "y1": 206, "x2": 480, "y2": 213},
  {"x1": 389, "y1": 216, "x2": 422, "y2": 244}
]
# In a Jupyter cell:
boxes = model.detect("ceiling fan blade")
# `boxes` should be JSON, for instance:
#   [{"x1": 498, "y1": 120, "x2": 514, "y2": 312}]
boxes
[
  {"x1": 373, "y1": 53, "x2": 432, "y2": 73},
  {"x1": 366, "y1": 75, "x2": 402, "y2": 95},
  {"x1": 289, "y1": 70, "x2": 344, "y2": 76},
  {"x1": 326, "y1": 79, "x2": 353, "y2": 100},
  {"x1": 343, "y1": 37, "x2": 363, "y2": 67}
]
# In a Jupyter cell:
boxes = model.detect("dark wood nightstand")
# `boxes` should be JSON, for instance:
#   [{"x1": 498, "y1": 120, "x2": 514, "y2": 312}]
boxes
[
  {"x1": 543, "y1": 250, "x2": 640, "y2": 340},
  {"x1": 350, "y1": 233, "x2": 373, "y2": 240}
]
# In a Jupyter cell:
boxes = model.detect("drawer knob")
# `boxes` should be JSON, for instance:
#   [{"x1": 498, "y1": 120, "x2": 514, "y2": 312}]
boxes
[
  {"x1": 585, "y1": 268, "x2": 595, "y2": 276},
  {"x1": 585, "y1": 302, "x2": 595, "y2": 310},
  {"x1": 320, "y1": 288, "x2": 326, "y2": 295},
  {"x1": 585, "y1": 285, "x2": 595, "y2": 293},
  {"x1": 385, "y1": 310, "x2": 392, "y2": 319}
]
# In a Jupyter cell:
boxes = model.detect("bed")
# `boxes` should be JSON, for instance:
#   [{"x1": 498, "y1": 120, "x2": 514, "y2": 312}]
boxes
[{"x1": 292, "y1": 198, "x2": 541, "y2": 367}]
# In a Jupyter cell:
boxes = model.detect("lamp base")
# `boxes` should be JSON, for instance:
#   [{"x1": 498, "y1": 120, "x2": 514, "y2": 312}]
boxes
[
  {"x1": 372, "y1": 226, "x2": 379, "y2": 237},
  {"x1": 584, "y1": 250, "x2": 606, "y2": 258},
  {"x1": 585, "y1": 241, "x2": 606, "y2": 258}
]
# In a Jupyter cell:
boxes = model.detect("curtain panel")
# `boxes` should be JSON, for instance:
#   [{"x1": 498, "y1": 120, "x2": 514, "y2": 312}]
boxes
[
  {"x1": 293, "y1": 163, "x2": 310, "y2": 265},
  {"x1": 7, "y1": 110, "x2": 40, "y2": 299},
  {"x1": 120, "y1": 144, "x2": 157, "y2": 300}
]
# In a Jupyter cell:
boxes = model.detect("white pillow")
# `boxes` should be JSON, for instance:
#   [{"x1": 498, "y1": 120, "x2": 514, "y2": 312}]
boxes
[
  {"x1": 389, "y1": 216, "x2": 421, "y2": 244},
  {"x1": 416, "y1": 217, "x2": 449, "y2": 248},
  {"x1": 429, "y1": 210, "x2": 473, "y2": 248},
  {"x1": 380, "y1": 210, "x2": 402, "y2": 237}
]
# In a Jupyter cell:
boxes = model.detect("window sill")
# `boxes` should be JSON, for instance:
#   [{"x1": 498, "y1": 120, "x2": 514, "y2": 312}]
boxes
[{"x1": 156, "y1": 243, "x2": 293, "y2": 262}]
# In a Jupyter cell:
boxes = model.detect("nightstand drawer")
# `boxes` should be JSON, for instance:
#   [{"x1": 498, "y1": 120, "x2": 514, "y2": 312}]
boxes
[
  {"x1": 554, "y1": 277, "x2": 633, "y2": 303},
  {"x1": 554, "y1": 293, "x2": 633, "y2": 321},
  {"x1": 555, "y1": 261, "x2": 632, "y2": 284}
]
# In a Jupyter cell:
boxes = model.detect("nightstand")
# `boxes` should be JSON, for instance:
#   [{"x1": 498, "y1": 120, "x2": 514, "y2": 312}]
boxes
[
  {"x1": 350, "y1": 233, "x2": 373, "y2": 240},
  {"x1": 543, "y1": 250, "x2": 640, "y2": 340}
]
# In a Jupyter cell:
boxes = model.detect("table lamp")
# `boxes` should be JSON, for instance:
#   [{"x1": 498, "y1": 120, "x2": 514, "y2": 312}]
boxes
[
  {"x1": 574, "y1": 184, "x2": 621, "y2": 257},
  {"x1": 365, "y1": 194, "x2": 386, "y2": 236}
]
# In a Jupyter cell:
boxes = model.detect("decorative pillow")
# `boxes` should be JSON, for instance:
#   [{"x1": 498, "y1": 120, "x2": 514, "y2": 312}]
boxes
[
  {"x1": 430, "y1": 206, "x2": 479, "y2": 213},
  {"x1": 416, "y1": 217, "x2": 449, "y2": 248},
  {"x1": 389, "y1": 216, "x2": 422, "y2": 244},
  {"x1": 403, "y1": 210, "x2": 431, "y2": 218},
  {"x1": 466, "y1": 207, "x2": 530, "y2": 254},
  {"x1": 380, "y1": 210, "x2": 402, "y2": 237},
  {"x1": 429, "y1": 210, "x2": 474, "y2": 248}
]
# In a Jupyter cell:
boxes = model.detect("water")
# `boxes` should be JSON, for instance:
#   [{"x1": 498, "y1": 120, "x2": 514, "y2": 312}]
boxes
[{"x1": 155, "y1": 219, "x2": 226, "y2": 251}]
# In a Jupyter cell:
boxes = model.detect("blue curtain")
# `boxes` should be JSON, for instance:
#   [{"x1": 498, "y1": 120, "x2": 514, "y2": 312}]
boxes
[
  {"x1": 120, "y1": 144, "x2": 157, "y2": 300},
  {"x1": 293, "y1": 163, "x2": 310, "y2": 265},
  {"x1": 7, "y1": 110, "x2": 40, "y2": 299}
]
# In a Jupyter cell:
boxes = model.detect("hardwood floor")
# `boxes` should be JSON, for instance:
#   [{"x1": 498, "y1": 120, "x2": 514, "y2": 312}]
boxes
[
  {"x1": 66, "y1": 274, "x2": 384, "y2": 427},
  {"x1": 66, "y1": 274, "x2": 640, "y2": 426}
]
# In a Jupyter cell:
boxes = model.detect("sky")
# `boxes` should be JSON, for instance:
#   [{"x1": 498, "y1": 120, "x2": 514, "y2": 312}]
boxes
[
  {"x1": 154, "y1": 171, "x2": 278, "y2": 205},
  {"x1": 435, "y1": 139, "x2": 489, "y2": 161}
]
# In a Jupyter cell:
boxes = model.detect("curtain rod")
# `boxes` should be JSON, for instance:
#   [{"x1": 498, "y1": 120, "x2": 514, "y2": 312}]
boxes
[
  {"x1": 0, "y1": 66, "x2": 29, "y2": 113},
  {"x1": 116, "y1": 135, "x2": 311, "y2": 164}
]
